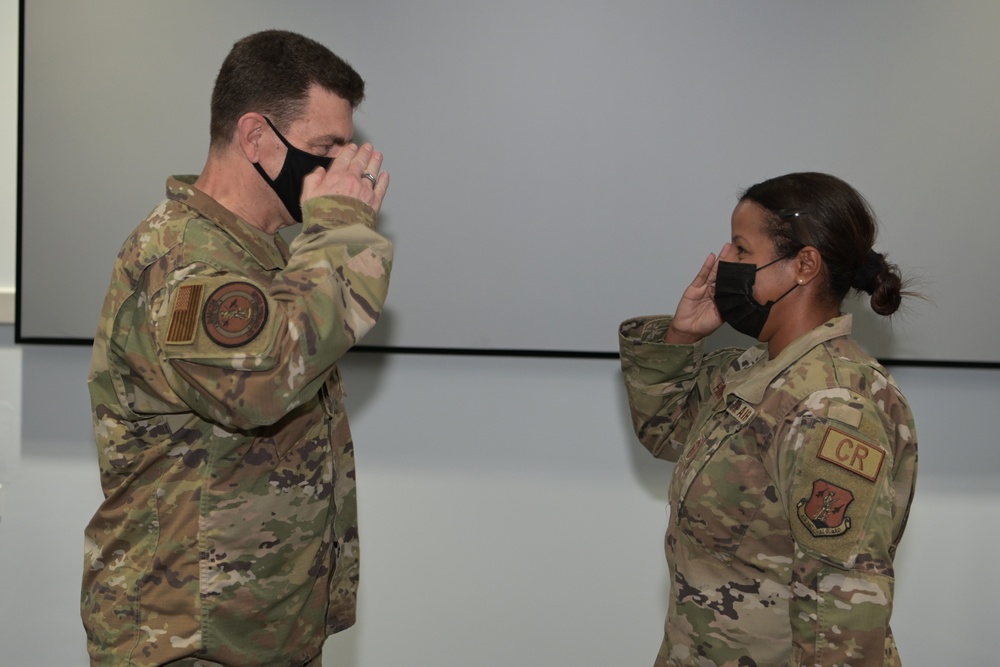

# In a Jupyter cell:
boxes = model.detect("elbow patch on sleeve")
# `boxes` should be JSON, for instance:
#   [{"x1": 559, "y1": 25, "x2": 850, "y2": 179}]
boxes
[
  {"x1": 159, "y1": 276, "x2": 280, "y2": 367},
  {"x1": 790, "y1": 422, "x2": 888, "y2": 569}
]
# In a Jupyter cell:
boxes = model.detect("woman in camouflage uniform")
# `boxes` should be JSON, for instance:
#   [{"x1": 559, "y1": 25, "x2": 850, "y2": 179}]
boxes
[{"x1": 620, "y1": 172, "x2": 917, "y2": 666}]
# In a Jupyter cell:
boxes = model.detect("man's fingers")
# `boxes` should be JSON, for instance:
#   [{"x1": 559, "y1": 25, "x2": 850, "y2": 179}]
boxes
[
  {"x1": 301, "y1": 143, "x2": 389, "y2": 212},
  {"x1": 364, "y1": 149, "x2": 383, "y2": 175},
  {"x1": 361, "y1": 151, "x2": 383, "y2": 185},
  {"x1": 369, "y1": 171, "x2": 389, "y2": 213},
  {"x1": 349, "y1": 144, "x2": 375, "y2": 174},
  {"x1": 302, "y1": 165, "x2": 327, "y2": 192},
  {"x1": 328, "y1": 143, "x2": 358, "y2": 171}
]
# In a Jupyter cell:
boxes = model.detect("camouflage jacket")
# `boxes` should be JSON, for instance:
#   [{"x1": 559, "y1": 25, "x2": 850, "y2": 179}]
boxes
[
  {"x1": 619, "y1": 315, "x2": 917, "y2": 667},
  {"x1": 83, "y1": 176, "x2": 393, "y2": 667}
]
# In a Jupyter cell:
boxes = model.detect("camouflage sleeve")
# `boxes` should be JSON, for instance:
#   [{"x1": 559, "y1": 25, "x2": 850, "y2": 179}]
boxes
[
  {"x1": 152, "y1": 194, "x2": 392, "y2": 429},
  {"x1": 776, "y1": 390, "x2": 899, "y2": 665},
  {"x1": 619, "y1": 316, "x2": 714, "y2": 462}
]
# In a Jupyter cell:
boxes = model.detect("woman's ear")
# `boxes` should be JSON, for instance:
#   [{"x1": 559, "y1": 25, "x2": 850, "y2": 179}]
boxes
[{"x1": 794, "y1": 246, "x2": 824, "y2": 285}]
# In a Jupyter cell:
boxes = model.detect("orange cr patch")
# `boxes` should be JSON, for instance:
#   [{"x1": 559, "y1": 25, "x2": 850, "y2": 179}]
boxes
[{"x1": 817, "y1": 426, "x2": 885, "y2": 482}]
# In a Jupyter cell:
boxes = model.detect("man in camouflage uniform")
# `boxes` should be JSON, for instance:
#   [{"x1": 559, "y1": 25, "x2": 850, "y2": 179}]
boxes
[
  {"x1": 620, "y1": 314, "x2": 917, "y2": 666},
  {"x1": 83, "y1": 31, "x2": 392, "y2": 666}
]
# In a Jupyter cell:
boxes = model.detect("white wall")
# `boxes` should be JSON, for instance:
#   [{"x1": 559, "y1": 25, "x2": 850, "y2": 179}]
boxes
[
  {"x1": 4, "y1": 1, "x2": 1000, "y2": 665},
  {"x1": 0, "y1": 335, "x2": 998, "y2": 667}
]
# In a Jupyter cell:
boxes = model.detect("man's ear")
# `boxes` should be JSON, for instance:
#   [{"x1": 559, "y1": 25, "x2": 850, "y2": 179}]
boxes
[{"x1": 236, "y1": 113, "x2": 267, "y2": 163}]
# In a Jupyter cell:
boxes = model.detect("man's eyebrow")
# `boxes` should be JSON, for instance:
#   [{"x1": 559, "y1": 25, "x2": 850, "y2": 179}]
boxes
[{"x1": 312, "y1": 133, "x2": 350, "y2": 146}]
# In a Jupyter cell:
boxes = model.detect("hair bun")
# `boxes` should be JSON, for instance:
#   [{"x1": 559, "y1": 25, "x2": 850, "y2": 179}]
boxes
[{"x1": 851, "y1": 250, "x2": 883, "y2": 294}]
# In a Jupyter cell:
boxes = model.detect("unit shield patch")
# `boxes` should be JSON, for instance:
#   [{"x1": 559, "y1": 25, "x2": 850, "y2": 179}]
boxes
[
  {"x1": 797, "y1": 479, "x2": 855, "y2": 537},
  {"x1": 203, "y1": 281, "x2": 268, "y2": 347}
]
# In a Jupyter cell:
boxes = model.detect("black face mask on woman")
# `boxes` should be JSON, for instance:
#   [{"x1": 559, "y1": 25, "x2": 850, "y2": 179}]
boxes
[
  {"x1": 252, "y1": 117, "x2": 333, "y2": 223},
  {"x1": 713, "y1": 256, "x2": 799, "y2": 339}
]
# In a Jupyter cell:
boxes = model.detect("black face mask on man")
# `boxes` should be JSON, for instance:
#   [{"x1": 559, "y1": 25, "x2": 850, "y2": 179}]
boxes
[
  {"x1": 252, "y1": 117, "x2": 333, "y2": 223},
  {"x1": 713, "y1": 255, "x2": 799, "y2": 339}
]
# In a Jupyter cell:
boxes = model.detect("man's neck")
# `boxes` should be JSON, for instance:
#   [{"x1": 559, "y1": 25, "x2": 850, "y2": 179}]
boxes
[{"x1": 194, "y1": 152, "x2": 285, "y2": 235}]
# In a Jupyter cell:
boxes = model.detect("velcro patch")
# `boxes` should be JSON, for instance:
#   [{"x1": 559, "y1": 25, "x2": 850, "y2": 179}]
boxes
[
  {"x1": 202, "y1": 282, "x2": 268, "y2": 348},
  {"x1": 726, "y1": 399, "x2": 755, "y2": 425},
  {"x1": 828, "y1": 402, "x2": 863, "y2": 428},
  {"x1": 817, "y1": 426, "x2": 884, "y2": 482},
  {"x1": 165, "y1": 284, "x2": 204, "y2": 344},
  {"x1": 711, "y1": 378, "x2": 726, "y2": 401}
]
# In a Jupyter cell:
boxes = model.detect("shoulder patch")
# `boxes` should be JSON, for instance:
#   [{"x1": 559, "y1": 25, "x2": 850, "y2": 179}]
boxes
[
  {"x1": 726, "y1": 399, "x2": 756, "y2": 424},
  {"x1": 797, "y1": 479, "x2": 854, "y2": 537},
  {"x1": 711, "y1": 378, "x2": 726, "y2": 401},
  {"x1": 165, "y1": 283, "x2": 204, "y2": 344},
  {"x1": 791, "y1": 424, "x2": 888, "y2": 568},
  {"x1": 202, "y1": 281, "x2": 268, "y2": 348},
  {"x1": 817, "y1": 426, "x2": 884, "y2": 482},
  {"x1": 827, "y1": 402, "x2": 863, "y2": 428}
]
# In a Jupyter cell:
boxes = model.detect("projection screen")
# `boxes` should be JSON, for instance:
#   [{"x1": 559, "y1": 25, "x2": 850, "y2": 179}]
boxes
[{"x1": 17, "y1": 0, "x2": 1000, "y2": 364}]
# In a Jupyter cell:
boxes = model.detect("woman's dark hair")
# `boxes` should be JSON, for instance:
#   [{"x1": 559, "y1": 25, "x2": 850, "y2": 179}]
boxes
[
  {"x1": 209, "y1": 30, "x2": 365, "y2": 149},
  {"x1": 740, "y1": 172, "x2": 908, "y2": 316}
]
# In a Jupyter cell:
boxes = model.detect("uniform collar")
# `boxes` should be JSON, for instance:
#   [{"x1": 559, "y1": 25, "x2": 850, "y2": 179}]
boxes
[
  {"x1": 729, "y1": 314, "x2": 854, "y2": 404},
  {"x1": 167, "y1": 176, "x2": 288, "y2": 270}
]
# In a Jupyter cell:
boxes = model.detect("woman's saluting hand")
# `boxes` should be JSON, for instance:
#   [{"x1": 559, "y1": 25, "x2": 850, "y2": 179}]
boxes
[{"x1": 664, "y1": 243, "x2": 730, "y2": 344}]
